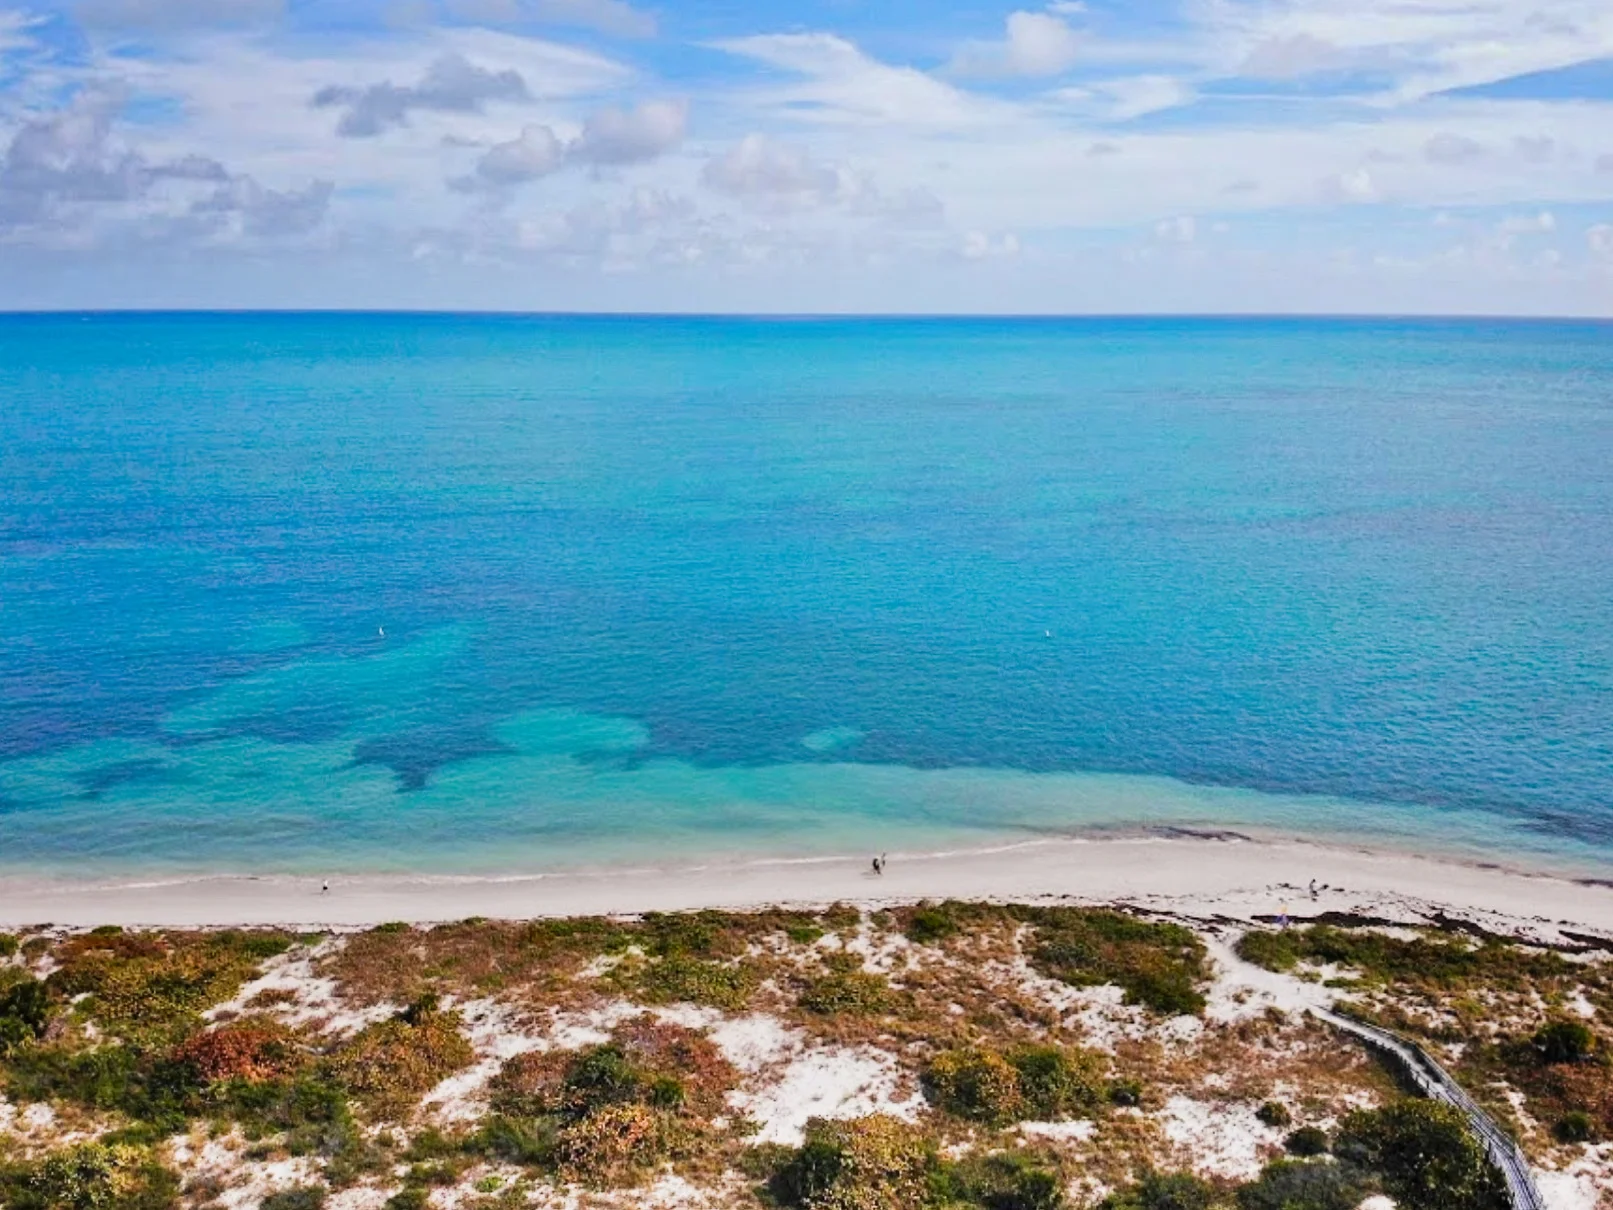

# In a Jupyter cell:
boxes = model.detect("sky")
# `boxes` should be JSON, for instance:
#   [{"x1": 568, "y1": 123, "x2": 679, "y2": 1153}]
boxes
[{"x1": 0, "y1": 0, "x2": 1611, "y2": 312}]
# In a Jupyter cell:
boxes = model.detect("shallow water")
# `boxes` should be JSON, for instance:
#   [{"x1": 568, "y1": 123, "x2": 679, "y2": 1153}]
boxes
[{"x1": 2, "y1": 313, "x2": 1610, "y2": 878}]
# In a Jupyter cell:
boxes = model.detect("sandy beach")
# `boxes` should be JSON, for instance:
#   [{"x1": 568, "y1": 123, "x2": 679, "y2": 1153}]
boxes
[{"x1": 4, "y1": 833, "x2": 1611, "y2": 937}]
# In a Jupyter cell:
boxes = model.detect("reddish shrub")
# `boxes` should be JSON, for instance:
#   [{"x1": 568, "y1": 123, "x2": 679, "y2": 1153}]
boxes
[{"x1": 172, "y1": 1021, "x2": 305, "y2": 1083}]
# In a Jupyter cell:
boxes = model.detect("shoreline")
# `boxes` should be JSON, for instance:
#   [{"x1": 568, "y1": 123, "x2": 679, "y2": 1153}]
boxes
[{"x1": 5, "y1": 831, "x2": 1613, "y2": 937}]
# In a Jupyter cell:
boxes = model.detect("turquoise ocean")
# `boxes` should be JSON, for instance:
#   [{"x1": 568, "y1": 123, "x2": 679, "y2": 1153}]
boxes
[{"x1": 2, "y1": 313, "x2": 1611, "y2": 880}]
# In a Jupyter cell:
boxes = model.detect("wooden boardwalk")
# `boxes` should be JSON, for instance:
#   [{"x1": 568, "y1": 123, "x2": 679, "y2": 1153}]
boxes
[{"x1": 1314, "y1": 1008, "x2": 1547, "y2": 1210}]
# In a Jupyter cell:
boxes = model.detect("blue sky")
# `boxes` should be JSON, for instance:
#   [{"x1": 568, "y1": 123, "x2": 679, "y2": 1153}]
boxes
[{"x1": 1, "y1": 0, "x2": 1611, "y2": 312}]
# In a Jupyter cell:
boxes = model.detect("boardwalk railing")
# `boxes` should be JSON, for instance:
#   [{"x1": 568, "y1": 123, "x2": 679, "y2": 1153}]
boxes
[{"x1": 1312, "y1": 1008, "x2": 1547, "y2": 1210}]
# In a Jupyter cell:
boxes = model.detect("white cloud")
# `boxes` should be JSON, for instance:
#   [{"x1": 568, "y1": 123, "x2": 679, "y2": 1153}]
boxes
[
  {"x1": 951, "y1": 11, "x2": 1082, "y2": 78},
  {"x1": 74, "y1": 0, "x2": 284, "y2": 29},
  {"x1": 571, "y1": 98, "x2": 687, "y2": 165},
  {"x1": 1238, "y1": 33, "x2": 1345, "y2": 79},
  {"x1": 0, "y1": 85, "x2": 328, "y2": 249},
  {"x1": 1200, "y1": 0, "x2": 1613, "y2": 101},
  {"x1": 1090, "y1": 74, "x2": 1195, "y2": 120},
  {"x1": 702, "y1": 134, "x2": 844, "y2": 208},
  {"x1": 712, "y1": 33, "x2": 1012, "y2": 129},
  {"x1": 445, "y1": 0, "x2": 656, "y2": 38},
  {"x1": 191, "y1": 175, "x2": 333, "y2": 237},
  {"x1": 451, "y1": 122, "x2": 564, "y2": 189},
  {"x1": 312, "y1": 53, "x2": 531, "y2": 138},
  {"x1": 1424, "y1": 132, "x2": 1485, "y2": 165},
  {"x1": 1588, "y1": 224, "x2": 1613, "y2": 257},
  {"x1": 449, "y1": 98, "x2": 685, "y2": 193},
  {"x1": 1320, "y1": 167, "x2": 1378, "y2": 202}
]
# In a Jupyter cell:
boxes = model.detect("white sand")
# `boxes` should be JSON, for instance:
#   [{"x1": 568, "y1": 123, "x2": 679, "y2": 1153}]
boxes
[{"x1": 3, "y1": 835, "x2": 1610, "y2": 938}]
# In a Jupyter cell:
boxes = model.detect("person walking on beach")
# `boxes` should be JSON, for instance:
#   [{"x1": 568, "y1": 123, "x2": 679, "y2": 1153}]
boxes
[
  {"x1": 321, "y1": 880, "x2": 329, "y2": 894},
  {"x1": 871, "y1": 856, "x2": 882, "y2": 875}
]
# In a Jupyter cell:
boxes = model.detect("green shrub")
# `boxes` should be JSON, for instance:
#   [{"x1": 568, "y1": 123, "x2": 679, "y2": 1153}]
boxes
[
  {"x1": 1336, "y1": 1100, "x2": 1507, "y2": 1210},
  {"x1": 1235, "y1": 1160, "x2": 1364, "y2": 1210},
  {"x1": 0, "y1": 1141, "x2": 180, "y2": 1210},
  {"x1": 384, "y1": 1190, "x2": 430, "y2": 1210},
  {"x1": 1534, "y1": 1021, "x2": 1596, "y2": 1065},
  {"x1": 1283, "y1": 1127, "x2": 1329, "y2": 1157},
  {"x1": 1235, "y1": 931, "x2": 1301, "y2": 972},
  {"x1": 1108, "y1": 1078, "x2": 1144, "y2": 1107},
  {"x1": 1235, "y1": 924, "x2": 1565, "y2": 995},
  {"x1": 930, "y1": 1151, "x2": 1066, "y2": 1210},
  {"x1": 924, "y1": 1045, "x2": 1104, "y2": 1125},
  {"x1": 772, "y1": 1115, "x2": 937, "y2": 1210},
  {"x1": 800, "y1": 969, "x2": 890, "y2": 1016},
  {"x1": 1100, "y1": 1171, "x2": 1218, "y2": 1210},
  {"x1": 0, "y1": 977, "x2": 50, "y2": 1055},
  {"x1": 1015, "y1": 908, "x2": 1208, "y2": 1016},
  {"x1": 1008, "y1": 1046, "x2": 1105, "y2": 1119},
  {"x1": 45, "y1": 930, "x2": 291, "y2": 1045},
  {"x1": 906, "y1": 905, "x2": 963, "y2": 944},
  {"x1": 2, "y1": 1044, "x2": 200, "y2": 1132},
  {"x1": 0, "y1": 933, "x2": 18, "y2": 958},
  {"x1": 562, "y1": 1045, "x2": 656, "y2": 1116},
  {"x1": 1554, "y1": 1111, "x2": 1596, "y2": 1143},
  {"x1": 638, "y1": 957, "x2": 756, "y2": 1010},
  {"x1": 556, "y1": 1101, "x2": 662, "y2": 1185},
  {"x1": 471, "y1": 1115, "x2": 558, "y2": 1167},
  {"x1": 328, "y1": 1005, "x2": 473, "y2": 1113},
  {"x1": 924, "y1": 1048, "x2": 1026, "y2": 1125},
  {"x1": 261, "y1": 1189, "x2": 327, "y2": 1210},
  {"x1": 1255, "y1": 1102, "x2": 1291, "y2": 1128}
]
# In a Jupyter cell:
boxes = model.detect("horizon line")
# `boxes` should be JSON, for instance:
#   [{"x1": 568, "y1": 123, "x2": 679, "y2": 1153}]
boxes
[{"x1": 2, "y1": 308, "x2": 1612, "y2": 323}]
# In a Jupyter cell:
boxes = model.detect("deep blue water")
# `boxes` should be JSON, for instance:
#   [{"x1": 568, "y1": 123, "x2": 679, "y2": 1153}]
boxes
[{"x1": 2, "y1": 313, "x2": 1611, "y2": 876}]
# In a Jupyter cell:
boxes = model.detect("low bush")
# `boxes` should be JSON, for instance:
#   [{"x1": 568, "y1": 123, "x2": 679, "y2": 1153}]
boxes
[
  {"x1": 384, "y1": 1190, "x2": 430, "y2": 1210},
  {"x1": 1284, "y1": 1127, "x2": 1329, "y2": 1157},
  {"x1": 1336, "y1": 1100, "x2": 1507, "y2": 1210},
  {"x1": 1235, "y1": 1160, "x2": 1365, "y2": 1210},
  {"x1": 470, "y1": 1114, "x2": 558, "y2": 1167},
  {"x1": 929, "y1": 1151, "x2": 1065, "y2": 1210},
  {"x1": 46, "y1": 930, "x2": 291, "y2": 1045},
  {"x1": 772, "y1": 1115, "x2": 937, "y2": 1210},
  {"x1": 0, "y1": 977, "x2": 50, "y2": 1056},
  {"x1": 1235, "y1": 924, "x2": 1566, "y2": 997},
  {"x1": 0, "y1": 933, "x2": 19, "y2": 958},
  {"x1": 261, "y1": 1188, "x2": 327, "y2": 1210},
  {"x1": 1255, "y1": 1101, "x2": 1291, "y2": 1128},
  {"x1": 555, "y1": 1101, "x2": 661, "y2": 1185},
  {"x1": 1014, "y1": 908, "x2": 1208, "y2": 1016},
  {"x1": 0, "y1": 1141, "x2": 181, "y2": 1210},
  {"x1": 1099, "y1": 1170, "x2": 1218, "y2": 1210},
  {"x1": 1535, "y1": 1021, "x2": 1597, "y2": 1066},
  {"x1": 638, "y1": 956, "x2": 756, "y2": 1010},
  {"x1": 924, "y1": 1045, "x2": 1106, "y2": 1125},
  {"x1": 481, "y1": 1017, "x2": 737, "y2": 1184},
  {"x1": 925, "y1": 1048, "x2": 1026, "y2": 1125},
  {"x1": 1108, "y1": 1078, "x2": 1144, "y2": 1107},
  {"x1": 2, "y1": 1043, "x2": 201, "y2": 1133},
  {"x1": 172, "y1": 1020, "x2": 306, "y2": 1083},
  {"x1": 1555, "y1": 1110, "x2": 1596, "y2": 1143},
  {"x1": 799, "y1": 969, "x2": 891, "y2": 1016},
  {"x1": 906, "y1": 905, "x2": 963, "y2": 944},
  {"x1": 328, "y1": 1000, "x2": 473, "y2": 1114}
]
